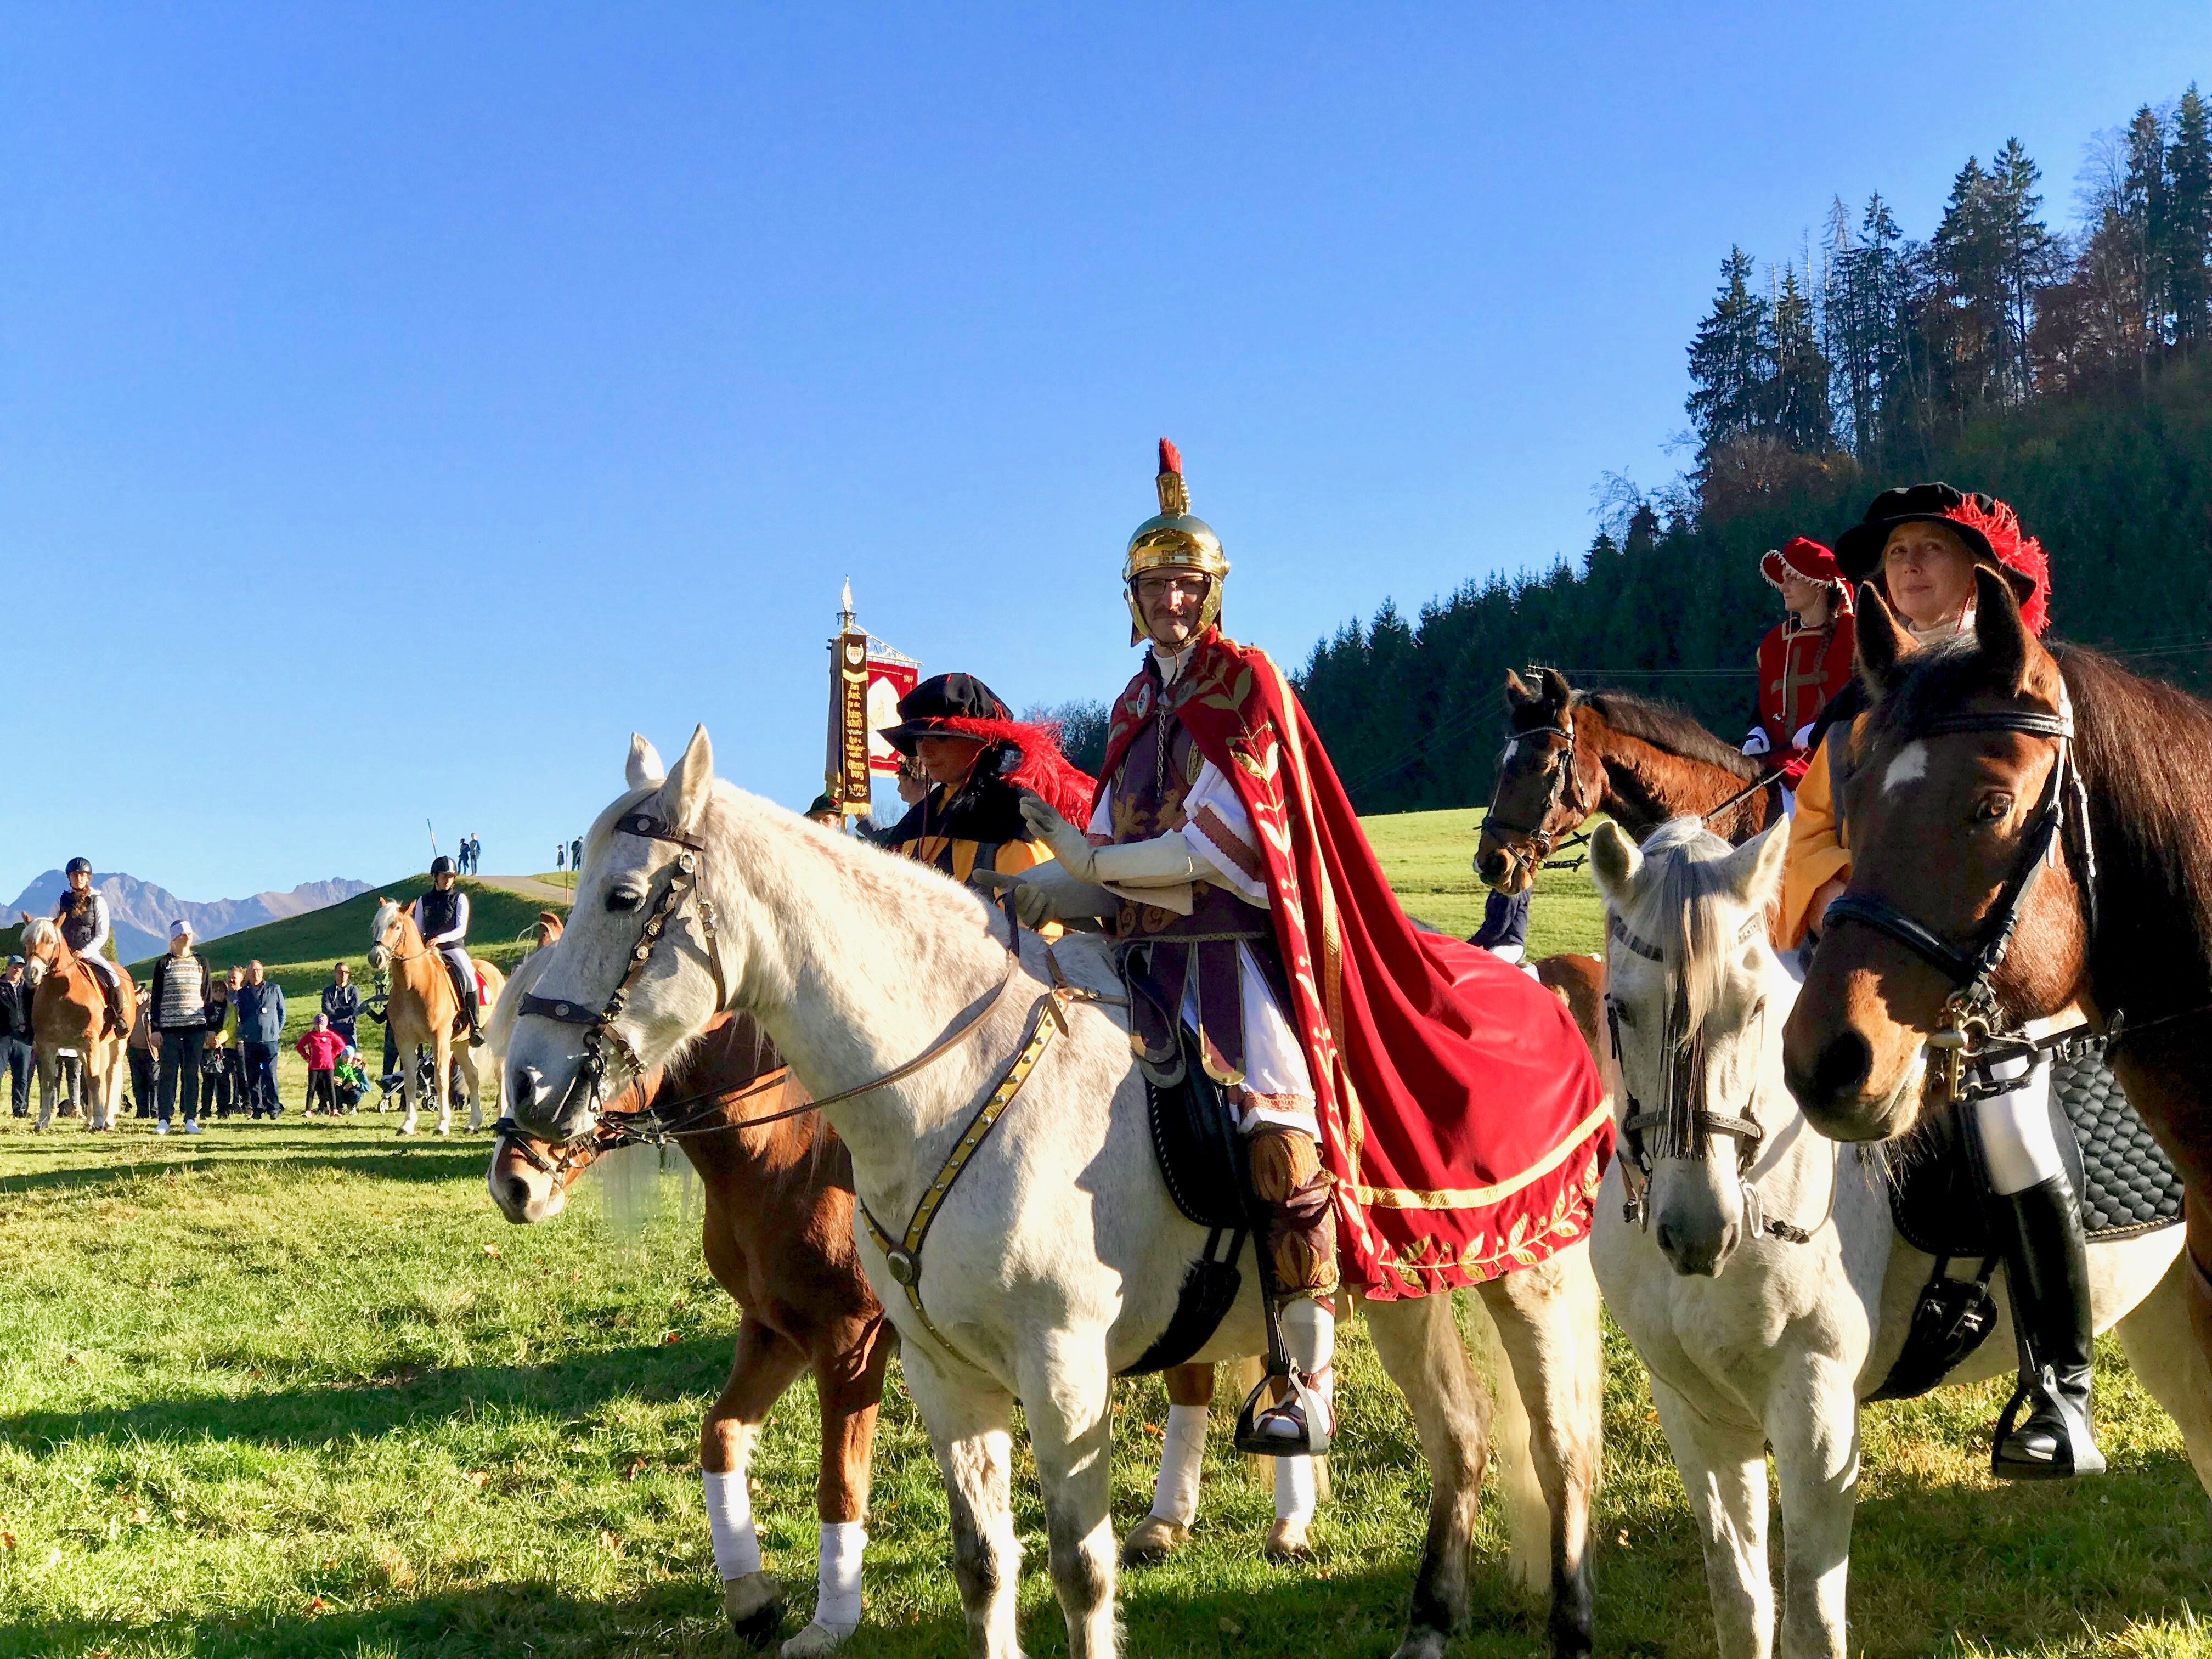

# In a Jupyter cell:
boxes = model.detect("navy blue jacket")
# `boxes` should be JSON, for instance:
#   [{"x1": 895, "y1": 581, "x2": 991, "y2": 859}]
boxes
[{"x1": 234, "y1": 981, "x2": 286, "y2": 1046}]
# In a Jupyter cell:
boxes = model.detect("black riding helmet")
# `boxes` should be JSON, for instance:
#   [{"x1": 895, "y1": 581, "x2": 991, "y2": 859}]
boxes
[
  {"x1": 66, "y1": 857, "x2": 92, "y2": 878},
  {"x1": 430, "y1": 855, "x2": 456, "y2": 878}
]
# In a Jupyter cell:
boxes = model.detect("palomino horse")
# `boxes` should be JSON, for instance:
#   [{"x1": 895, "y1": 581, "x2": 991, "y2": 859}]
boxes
[
  {"x1": 1784, "y1": 569, "x2": 2212, "y2": 1378},
  {"x1": 1477, "y1": 667, "x2": 1780, "y2": 896},
  {"x1": 1593, "y1": 817, "x2": 2212, "y2": 1657},
  {"x1": 505, "y1": 728, "x2": 1602, "y2": 1659},
  {"x1": 17, "y1": 917, "x2": 136, "y2": 1132},
  {"x1": 488, "y1": 938, "x2": 890, "y2": 1657},
  {"x1": 366, "y1": 899, "x2": 506, "y2": 1136}
]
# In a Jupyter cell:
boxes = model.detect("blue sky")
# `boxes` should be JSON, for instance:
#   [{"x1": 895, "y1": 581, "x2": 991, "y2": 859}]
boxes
[{"x1": 4, "y1": 3, "x2": 2204, "y2": 902}]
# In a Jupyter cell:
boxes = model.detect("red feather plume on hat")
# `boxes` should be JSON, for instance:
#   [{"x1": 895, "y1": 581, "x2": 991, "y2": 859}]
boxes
[
  {"x1": 936, "y1": 717, "x2": 1097, "y2": 823},
  {"x1": 1943, "y1": 494, "x2": 2050, "y2": 636}
]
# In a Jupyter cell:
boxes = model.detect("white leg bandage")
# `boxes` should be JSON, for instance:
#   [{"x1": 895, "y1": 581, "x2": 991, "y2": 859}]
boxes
[
  {"x1": 811, "y1": 1520, "x2": 866, "y2": 1631},
  {"x1": 1970, "y1": 1056, "x2": 2067, "y2": 1196},
  {"x1": 1273, "y1": 1454, "x2": 1317, "y2": 1524},
  {"x1": 1280, "y1": 1297, "x2": 1336, "y2": 1379},
  {"x1": 1148, "y1": 1402, "x2": 1209, "y2": 1525},
  {"x1": 702, "y1": 1468, "x2": 762, "y2": 1580}
]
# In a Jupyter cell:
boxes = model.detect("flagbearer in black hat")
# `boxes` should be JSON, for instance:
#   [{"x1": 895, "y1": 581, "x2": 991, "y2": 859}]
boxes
[{"x1": 877, "y1": 673, "x2": 1096, "y2": 892}]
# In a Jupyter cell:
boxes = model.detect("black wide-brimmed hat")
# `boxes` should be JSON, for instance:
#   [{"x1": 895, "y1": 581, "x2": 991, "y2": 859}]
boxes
[
  {"x1": 877, "y1": 673, "x2": 1013, "y2": 756},
  {"x1": 1834, "y1": 481, "x2": 2049, "y2": 631}
]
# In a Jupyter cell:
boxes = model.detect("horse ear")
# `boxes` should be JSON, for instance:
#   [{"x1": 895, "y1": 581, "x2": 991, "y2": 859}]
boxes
[
  {"x1": 1855, "y1": 583, "x2": 1909, "y2": 693},
  {"x1": 1971, "y1": 565, "x2": 2032, "y2": 694},
  {"x1": 1589, "y1": 820, "x2": 1642, "y2": 906},
  {"x1": 1504, "y1": 669, "x2": 1536, "y2": 707},
  {"x1": 626, "y1": 733, "x2": 667, "y2": 789},
  {"x1": 659, "y1": 725, "x2": 716, "y2": 834},
  {"x1": 1537, "y1": 668, "x2": 1572, "y2": 712},
  {"x1": 1720, "y1": 821, "x2": 1791, "y2": 911}
]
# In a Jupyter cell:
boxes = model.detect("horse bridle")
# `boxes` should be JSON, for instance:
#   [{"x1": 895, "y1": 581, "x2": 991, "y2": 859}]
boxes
[
  {"x1": 1819, "y1": 686, "x2": 2097, "y2": 1103},
  {"x1": 1483, "y1": 719, "x2": 1591, "y2": 868},
  {"x1": 1607, "y1": 911, "x2": 1820, "y2": 1246},
  {"x1": 514, "y1": 809, "x2": 735, "y2": 1128}
]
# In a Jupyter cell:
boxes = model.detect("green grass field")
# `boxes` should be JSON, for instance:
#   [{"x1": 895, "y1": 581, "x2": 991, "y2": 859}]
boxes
[{"x1": 1, "y1": 815, "x2": 2207, "y2": 1658}]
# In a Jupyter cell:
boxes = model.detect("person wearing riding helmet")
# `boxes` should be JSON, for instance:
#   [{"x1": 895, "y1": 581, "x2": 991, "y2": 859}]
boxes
[
  {"x1": 413, "y1": 857, "x2": 484, "y2": 1047},
  {"x1": 1744, "y1": 537, "x2": 1857, "y2": 804},
  {"x1": 52, "y1": 858, "x2": 127, "y2": 1036},
  {"x1": 1784, "y1": 483, "x2": 2096, "y2": 1480},
  {"x1": 876, "y1": 673, "x2": 1093, "y2": 891}
]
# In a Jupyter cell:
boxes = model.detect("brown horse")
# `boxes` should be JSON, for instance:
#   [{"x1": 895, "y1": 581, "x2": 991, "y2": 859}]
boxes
[
  {"x1": 1783, "y1": 568, "x2": 2212, "y2": 1373},
  {"x1": 1476, "y1": 667, "x2": 1780, "y2": 895},
  {"x1": 366, "y1": 898, "x2": 506, "y2": 1135},
  {"x1": 17, "y1": 917, "x2": 136, "y2": 1132},
  {"x1": 488, "y1": 936, "x2": 891, "y2": 1657}
]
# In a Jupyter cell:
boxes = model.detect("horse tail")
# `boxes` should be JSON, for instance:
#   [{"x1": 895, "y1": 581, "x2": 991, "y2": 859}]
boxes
[{"x1": 1474, "y1": 1295, "x2": 1549, "y2": 1598}]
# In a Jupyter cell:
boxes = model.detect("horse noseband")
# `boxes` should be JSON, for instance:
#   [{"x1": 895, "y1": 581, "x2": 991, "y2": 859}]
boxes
[{"x1": 1483, "y1": 721, "x2": 1588, "y2": 868}]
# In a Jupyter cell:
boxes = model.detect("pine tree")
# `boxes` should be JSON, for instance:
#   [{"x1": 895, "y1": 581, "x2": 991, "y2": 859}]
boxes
[
  {"x1": 1932, "y1": 156, "x2": 2007, "y2": 409},
  {"x1": 2125, "y1": 104, "x2": 2171, "y2": 351},
  {"x1": 1768, "y1": 266, "x2": 1836, "y2": 451},
  {"x1": 2166, "y1": 86, "x2": 2212, "y2": 346},
  {"x1": 1990, "y1": 138, "x2": 2059, "y2": 397},
  {"x1": 1686, "y1": 247, "x2": 1774, "y2": 455}
]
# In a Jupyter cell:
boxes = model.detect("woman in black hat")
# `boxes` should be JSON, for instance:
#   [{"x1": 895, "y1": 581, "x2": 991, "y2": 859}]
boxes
[
  {"x1": 877, "y1": 673, "x2": 1094, "y2": 893},
  {"x1": 1785, "y1": 485, "x2": 2096, "y2": 1481}
]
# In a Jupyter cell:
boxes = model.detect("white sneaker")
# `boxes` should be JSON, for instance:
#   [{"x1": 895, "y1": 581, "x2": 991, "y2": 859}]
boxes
[
  {"x1": 154, "y1": 1120, "x2": 170, "y2": 1135},
  {"x1": 184, "y1": 1121, "x2": 202, "y2": 1135}
]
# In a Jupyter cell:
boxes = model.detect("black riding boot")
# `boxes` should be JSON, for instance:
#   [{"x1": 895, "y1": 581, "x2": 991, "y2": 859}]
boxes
[
  {"x1": 462, "y1": 983, "x2": 485, "y2": 1049},
  {"x1": 1989, "y1": 1173, "x2": 2105, "y2": 1480}
]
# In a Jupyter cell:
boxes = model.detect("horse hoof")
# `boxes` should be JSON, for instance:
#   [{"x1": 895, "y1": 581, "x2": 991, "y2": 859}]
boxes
[
  {"x1": 1119, "y1": 1515, "x2": 1189, "y2": 1566},
  {"x1": 781, "y1": 1618, "x2": 858, "y2": 1656},
  {"x1": 1263, "y1": 1518, "x2": 1313, "y2": 1561},
  {"x1": 724, "y1": 1571, "x2": 785, "y2": 1647}
]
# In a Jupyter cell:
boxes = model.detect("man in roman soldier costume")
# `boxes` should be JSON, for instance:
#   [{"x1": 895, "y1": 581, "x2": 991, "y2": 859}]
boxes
[
  {"x1": 52, "y1": 858, "x2": 129, "y2": 1036},
  {"x1": 992, "y1": 440, "x2": 1609, "y2": 1453},
  {"x1": 877, "y1": 672, "x2": 1094, "y2": 889},
  {"x1": 1743, "y1": 535, "x2": 1857, "y2": 799}
]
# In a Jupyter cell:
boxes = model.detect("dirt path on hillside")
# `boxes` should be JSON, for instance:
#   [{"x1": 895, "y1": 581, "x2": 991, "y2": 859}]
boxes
[{"x1": 473, "y1": 874, "x2": 575, "y2": 905}]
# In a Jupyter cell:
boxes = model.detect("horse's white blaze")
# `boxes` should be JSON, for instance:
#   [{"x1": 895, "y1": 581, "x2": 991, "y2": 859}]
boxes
[
  {"x1": 1590, "y1": 817, "x2": 2212, "y2": 1659},
  {"x1": 1882, "y1": 740, "x2": 1929, "y2": 793}
]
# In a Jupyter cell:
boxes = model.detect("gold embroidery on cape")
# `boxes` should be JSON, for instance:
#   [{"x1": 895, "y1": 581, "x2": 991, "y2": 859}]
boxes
[{"x1": 1349, "y1": 1100, "x2": 1613, "y2": 1209}]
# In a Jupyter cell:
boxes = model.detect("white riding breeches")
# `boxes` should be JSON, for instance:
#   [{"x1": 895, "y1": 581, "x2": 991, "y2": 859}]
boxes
[{"x1": 1968, "y1": 1054, "x2": 2067, "y2": 1195}]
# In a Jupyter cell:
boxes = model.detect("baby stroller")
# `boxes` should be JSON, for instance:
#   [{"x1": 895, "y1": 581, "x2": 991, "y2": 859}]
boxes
[{"x1": 376, "y1": 1048, "x2": 469, "y2": 1113}]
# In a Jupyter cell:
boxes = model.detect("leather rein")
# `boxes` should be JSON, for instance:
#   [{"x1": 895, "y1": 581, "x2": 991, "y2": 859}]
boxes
[{"x1": 1483, "y1": 720, "x2": 1593, "y2": 871}]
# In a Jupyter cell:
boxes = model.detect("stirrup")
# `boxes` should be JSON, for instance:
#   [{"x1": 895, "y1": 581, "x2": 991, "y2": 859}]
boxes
[
  {"x1": 1991, "y1": 1363, "x2": 2104, "y2": 1481},
  {"x1": 1233, "y1": 1364, "x2": 1333, "y2": 1458}
]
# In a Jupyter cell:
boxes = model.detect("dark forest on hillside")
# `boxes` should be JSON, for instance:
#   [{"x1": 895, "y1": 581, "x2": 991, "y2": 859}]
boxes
[{"x1": 1254, "y1": 88, "x2": 2212, "y2": 814}]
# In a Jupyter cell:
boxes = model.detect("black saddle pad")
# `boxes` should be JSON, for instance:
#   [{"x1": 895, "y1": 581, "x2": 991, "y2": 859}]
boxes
[{"x1": 1889, "y1": 1051, "x2": 2185, "y2": 1256}]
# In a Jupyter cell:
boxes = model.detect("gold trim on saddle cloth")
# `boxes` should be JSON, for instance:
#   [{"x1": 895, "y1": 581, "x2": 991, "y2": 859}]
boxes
[
  {"x1": 1350, "y1": 1099, "x2": 1616, "y2": 1209},
  {"x1": 855, "y1": 984, "x2": 1074, "y2": 1370}
]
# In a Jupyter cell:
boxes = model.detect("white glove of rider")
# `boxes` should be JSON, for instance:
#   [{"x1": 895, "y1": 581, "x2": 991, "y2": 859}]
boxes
[
  {"x1": 1017, "y1": 791, "x2": 1101, "y2": 881},
  {"x1": 971, "y1": 862, "x2": 1117, "y2": 928},
  {"x1": 1741, "y1": 727, "x2": 1771, "y2": 758}
]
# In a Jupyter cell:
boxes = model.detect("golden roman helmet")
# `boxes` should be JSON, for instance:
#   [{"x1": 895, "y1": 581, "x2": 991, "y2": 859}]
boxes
[{"x1": 1123, "y1": 437, "x2": 1229, "y2": 642}]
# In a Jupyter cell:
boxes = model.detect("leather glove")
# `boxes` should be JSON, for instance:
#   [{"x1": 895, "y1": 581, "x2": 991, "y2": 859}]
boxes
[
  {"x1": 1017, "y1": 791, "x2": 1099, "y2": 879},
  {"x1": 971, "y1": 864, "x2": 1118, "y2": 928}
]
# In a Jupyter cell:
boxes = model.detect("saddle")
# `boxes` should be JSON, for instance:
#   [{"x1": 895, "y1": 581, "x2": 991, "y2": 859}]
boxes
[
  {"x1": 1118, "y1": 1034, "x2": 1266, "y2": 1377},
  {"x1": 1871, "y1": 1050, "x2": 2182, "y2": 1401}
]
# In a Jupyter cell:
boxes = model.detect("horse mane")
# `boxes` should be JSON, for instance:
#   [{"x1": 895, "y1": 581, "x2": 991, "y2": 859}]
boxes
[
  {"x1": 19, "y1": 917, "x2": 59, "y2": 952},
  {"x1": 1576, "y1": 692, "x2": 1763, "y2": 782},
  {"x1": 1612, "y1": 819, "x2": 1743, "y2": 1030},
  {"x1": 1870, "y1": 637, "x2": 2212, "y2": 1018}
]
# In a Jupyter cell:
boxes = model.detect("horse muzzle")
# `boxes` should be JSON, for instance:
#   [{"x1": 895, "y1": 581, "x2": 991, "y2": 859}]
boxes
[{"x1": 1651, "y1": 1179, "x2": 1742, "y2": 1278}]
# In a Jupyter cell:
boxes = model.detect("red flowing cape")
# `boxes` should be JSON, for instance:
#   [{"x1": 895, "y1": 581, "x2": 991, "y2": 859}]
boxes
[{"x1": 1099, "y1": 631, "x2": 1612, "y2": 1299}]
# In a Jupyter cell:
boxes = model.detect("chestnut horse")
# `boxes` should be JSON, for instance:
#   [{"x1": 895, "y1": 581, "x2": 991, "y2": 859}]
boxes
[
  {"x1": 17, "y1": 917, "x2": 136, "y2": 1132},
  {"x1": 1476, "y1": 668, "x2": 1781, "y2": 896},
  {"x1": 488, "y1": 921, "x2": 891, "y2": 1657},
  {"x1": 1784, "y1": 569, "x2": 2212, "y2": 1377},
  {"x1": 366, "y1": 899, "x2": 506, "y2": 1136}
]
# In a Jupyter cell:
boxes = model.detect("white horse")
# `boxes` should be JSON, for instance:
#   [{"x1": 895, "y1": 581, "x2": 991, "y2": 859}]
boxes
[
  {"x1": 503, "y1": 727, "x2": 1606, "y2": 1659},
  {"x1": 1589, "y1": 818, "x2": 2212, "y2": 1659}
]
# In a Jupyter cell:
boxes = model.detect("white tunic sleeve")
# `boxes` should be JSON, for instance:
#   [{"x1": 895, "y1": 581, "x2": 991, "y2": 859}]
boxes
[{"x1": 1178, "y1": 759, "x2": 1269, "y2": 908}]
